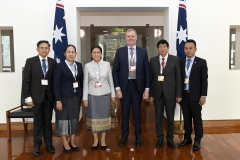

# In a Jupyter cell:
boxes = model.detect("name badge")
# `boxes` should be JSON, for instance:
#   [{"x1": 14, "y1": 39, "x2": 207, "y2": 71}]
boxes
[
  {"x1": 129, "y1": 66, "x2": 136, "y2": 71},
  {"x1": 94, "y1": 82, "x2": 102, "y2": 88},
  {"x1": 184, "y1": 78, "x2": 189, "y2": 84},
  {"x1": 41, "y1": 79, "x2": 48, "y2": 85},
  {"x1": 158, "y1": 76, "x2": 164, "y2": 81},
  {"x1": 73, "y1": 82, "x2": 78, "y2": 88}
]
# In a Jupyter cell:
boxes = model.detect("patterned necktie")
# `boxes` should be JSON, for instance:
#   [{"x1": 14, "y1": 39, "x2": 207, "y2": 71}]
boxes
[
  {"x1": 161, "y1": 58, "x2": 165, "y2": 73},
  {"x1": 185, "y1": 59, "x2": 191, "y2": 90},
  {"x1": 130, "y1": 48, "x2": 136, "y2": 79},
  {"x1": 187, "y1": 59, "x2": 191, "y2": 71},
  {"x1": 42, "y1": 59, "x2": 47, "y2": 76}
]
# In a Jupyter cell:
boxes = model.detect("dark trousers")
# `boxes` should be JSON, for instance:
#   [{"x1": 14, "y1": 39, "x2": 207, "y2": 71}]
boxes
[
  {"x1": 32, "y1": 90, "x2": 53, "y2": 147},
  {"x1": 120, "y1": 80, "x2": 142, "y2": 138},
  {"x1": 182, "y1": 92, "x2": 203, "y2": 142},
  {"x1": 154, "y1": 92, "x2": 176, "y2": 141}
]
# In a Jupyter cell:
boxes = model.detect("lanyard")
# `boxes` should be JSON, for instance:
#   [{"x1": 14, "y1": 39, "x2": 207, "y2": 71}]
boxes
[
  {"x1": 68, "y1": 63, "x2": 78, "y2": 82},
  {"x1": 92, "y1": 60, "x2": 102, "y2": 82},
  {"x1": 129, "y1": 49, "x2": 136, "y2": 66},
  {"x1": 185, "y1": 60, "x2": 193, "y2": 78}
]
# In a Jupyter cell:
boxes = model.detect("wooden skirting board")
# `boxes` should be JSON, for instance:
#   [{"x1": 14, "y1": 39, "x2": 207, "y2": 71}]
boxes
[
  {"x1": 0, "y1": 122, "x2": 56, "y2": 131},
  {"x1": 1, "y1": 119, "x2": 240, "y2": 131},
  {"x1": 162, "y1": 117, "x2": 240, "y2": 134}
]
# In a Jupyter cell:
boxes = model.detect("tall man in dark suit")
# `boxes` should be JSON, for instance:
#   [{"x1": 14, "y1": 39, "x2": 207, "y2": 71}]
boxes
[
  {"x1": 112, "y1": 28, "x2": 150, "y2": 147},
  {"x1": 149, "y1": 39, "x2": 182, "y2": 149},
  {"x1": 178, "y1": 39, "x2": 208, "y2": 151},
  {"x1": 22, "y1": 40, "x2": 57, "y2": 156}
]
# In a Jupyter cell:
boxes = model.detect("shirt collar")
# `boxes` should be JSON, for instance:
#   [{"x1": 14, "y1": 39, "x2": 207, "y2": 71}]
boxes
[
  {"x1": 186, "y1": 55, "x2": 195, "y2": 62},
  {"x1": 65, "y1": 60, "x2": 76, "y2": 66},
  {"x1": 38, "y1": 55, "x2": 48, "y2": 61},
  {"x1": 159, "y1": 53, "x2": 169, "y2": 60},
  {"x1": 128, "y1": 45, "x2": 136, "y2": 50},
  {"x1": 92, "y1": 60, "x2": 102, "y2": 65}
]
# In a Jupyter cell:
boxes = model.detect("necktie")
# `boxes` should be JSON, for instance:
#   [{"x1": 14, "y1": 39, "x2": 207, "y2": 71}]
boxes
[
  {"x1": 161, "y1": 58, "x2": 165, "y2": 73},
  {"x1": 187, "y1": 59, "x2": 191, "y2": 70},
  {"x1": 185, "y1": 59, "x2": 191, "y2": 90},
  {"x1": 42, "y1": 59, "x2": 47, "y2": 76},
  {"x1": 130, "y1": 48, "x2": 136, "y2": 79}
]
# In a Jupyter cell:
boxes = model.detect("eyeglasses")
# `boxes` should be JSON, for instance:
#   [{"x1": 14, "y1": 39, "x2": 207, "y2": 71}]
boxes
[
  {"x1": 38, "y1": 47, "x2": 50, "y2": 50},
  {"x1": 92, "y1": 52, "x2": 101, "y2": 55}
]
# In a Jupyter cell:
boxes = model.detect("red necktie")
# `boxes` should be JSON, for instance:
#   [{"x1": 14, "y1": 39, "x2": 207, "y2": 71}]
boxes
[{"x1": 161, "y1": 58, "x2": 165, "y2": 73}]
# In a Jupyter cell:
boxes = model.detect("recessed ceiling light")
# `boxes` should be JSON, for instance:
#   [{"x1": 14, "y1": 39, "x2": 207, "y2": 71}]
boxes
[{"x1": 103, "y1": 31, "x2": 108, "y2": 32}]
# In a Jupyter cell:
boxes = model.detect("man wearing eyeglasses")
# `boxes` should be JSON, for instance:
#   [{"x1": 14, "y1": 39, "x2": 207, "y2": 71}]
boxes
[{"x1": 22, "y1": 40, "x2": 57, "y2": 157}]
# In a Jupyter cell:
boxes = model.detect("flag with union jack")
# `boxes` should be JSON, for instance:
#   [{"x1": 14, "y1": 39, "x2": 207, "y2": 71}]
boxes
[
  {"x1": 53, "y1": 0, "x2": 68, "y2": 63},
  {"x1": 176, "y1": 0, "x2": 188, "y2": 59}
]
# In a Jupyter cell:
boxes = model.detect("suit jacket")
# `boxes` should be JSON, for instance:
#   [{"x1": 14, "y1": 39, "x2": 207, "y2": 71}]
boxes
[
  {"x1": 82, "y1": 61, "x2": 115, "y2": 100},
  {"x1": 53, "y1": 61, "x2": 83, "y2": 101},
  {"x1": 150, "y1": 54, "x2": 182, "y2": 99},
  {"x1": 22, "y1": 56, "x2": 57, "y2": 104},
  {"x1": 180, "y1": 56, "x2": 208, "y2": 101},
  {"x1": 112, "y1": 46, "x2": 150, "y2": 93}
]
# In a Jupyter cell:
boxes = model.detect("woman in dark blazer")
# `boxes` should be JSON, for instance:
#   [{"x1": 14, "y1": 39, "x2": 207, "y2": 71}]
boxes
[{"x1": 53, "y1": 44, "x2": 83, "y2": 153}]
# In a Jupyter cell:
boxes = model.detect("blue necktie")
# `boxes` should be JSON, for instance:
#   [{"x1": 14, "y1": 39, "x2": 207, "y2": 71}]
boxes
[
  {"x1": 186, "y1": 59, "x2": 191, "y2": 71},
  {"x1": 42, "y1": 59, "x2": 47, "y2": 76}
]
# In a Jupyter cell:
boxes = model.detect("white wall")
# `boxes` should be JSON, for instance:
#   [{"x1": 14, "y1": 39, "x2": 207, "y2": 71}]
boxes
[
  {"x1": 0, "y1": 0, "x2": 240, "y2": 124},
  {"x1": 80, "y1": 16, "x2": 163, "y2": 26}
]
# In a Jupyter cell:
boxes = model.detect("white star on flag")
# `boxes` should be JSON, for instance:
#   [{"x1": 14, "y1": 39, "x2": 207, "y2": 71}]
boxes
[
  {"x1": 177, "y1": 25, "x2": 188, "y2": 44},
  {"x1": 56, "y1": 57, "x2": 61, "y2": 63},
  {"x1": 53, "y1": 25, "x2": 66, "y2": 44}
]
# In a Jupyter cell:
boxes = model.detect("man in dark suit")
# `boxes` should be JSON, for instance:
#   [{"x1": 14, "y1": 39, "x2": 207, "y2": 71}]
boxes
[
  {"x1": 22, "y1": 40, "x2": 57, "y2": 156},
  {"x1": 112, "y1": 28, "x2": 150, "y2": 147},
  {"x1": 149, "y1": 39, "x2": 182, "y2": 149},
  {"x1": 178, "y1": 39, "x2": 208, "y2": 151}
]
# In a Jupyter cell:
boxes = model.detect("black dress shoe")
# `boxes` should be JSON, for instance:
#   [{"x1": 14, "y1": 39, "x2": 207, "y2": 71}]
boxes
[
  {"x1": 119, "y1": 137, "x2": 127, "y2": 147},
  {"x1": 69, "y1": 142, "x2": 79, "y2": 151},
  {"x1": 192, "y1": 141, "x2": 201, "y2": 151},
  {"x1": 101, "y1": 145, "x2": 107, "y2": 150},
  {"x1": 167, "y1": 140, "x2": 176, "y2": 149},
  {"x1": 156, "y1": 139, "x2": 163, "y2": 148},
  {"x1": 91, "y1": 143, "x2": 99, "y2": 151},
  {"x1": 178, "y1": 139, "x2": 192, "y2": 146},
  {"x1": 32, "y1": 145, "x2": 40, "y2": 157},
  {"x1": 135, "y1": 137, "x2": 142, "y2": 147},
  {"x1": 46, "y1": 144, "x2": 55, "y2": 153},
  {"x1": 63, "y1": 145, "x2": 72, "y2": 154}
]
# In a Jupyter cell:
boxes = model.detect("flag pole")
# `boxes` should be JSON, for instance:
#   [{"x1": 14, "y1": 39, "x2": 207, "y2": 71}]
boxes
[
  {"x1": 174, "y1": 104, "x2": 184, "y2": 134},
  {"x1": 175, "y1": 0, "x2": 187, "y2": 135}
]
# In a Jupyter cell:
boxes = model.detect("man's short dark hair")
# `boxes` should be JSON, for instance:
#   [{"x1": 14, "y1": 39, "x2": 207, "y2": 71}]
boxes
[
  {"x1": 37, "y1": 40, "x2": 50, "y2": 47},
  {"x1": 185, "y1": 39, "x2": 196, "y2": 47},
  {"x1": 157, "y1": 39, "x2": 169, "y2": 48}
]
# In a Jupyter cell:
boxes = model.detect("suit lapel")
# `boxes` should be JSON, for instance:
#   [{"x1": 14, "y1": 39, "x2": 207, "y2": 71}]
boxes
[
  {"x1": 35, "y1": 56, "x2": 44, "y2": 77},
  {"x1": 124, "y1": 46, "x2": 129, "y2": 68},
  {"x1": 190, "y1": 56, "x2": 198, "y2": 76},
  {"x1": 136, "y1": 46, "x2": 142, "y2": 69},
  {"x1": 156, "y1": 56, "x2": 161, "y2": 75},
  {"x1": 164, "y1": 54, "x2": 172, "y2": 74},
  {"x1": 63, "y1": 60, "x2": 73, "y2": 75},
  {"x1": 182, "y1": 59, "x2": 186, "y2": 78},
  {"x1": 45, "y1": 57, "x2": 52, "y2": 78}
]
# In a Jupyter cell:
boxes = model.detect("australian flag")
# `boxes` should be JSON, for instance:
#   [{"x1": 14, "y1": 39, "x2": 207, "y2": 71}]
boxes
[
  {"x1": 176, "y1": 0, "x2": 188, "y2": 59},
  {"x1": 53, "y1": 0, "x2": 68, "y2": 63}
]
